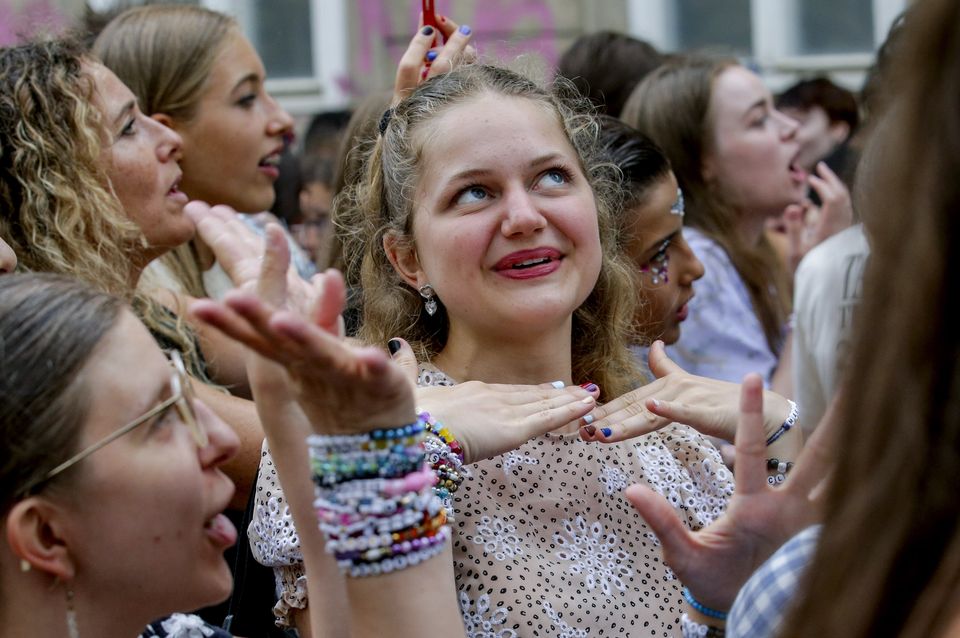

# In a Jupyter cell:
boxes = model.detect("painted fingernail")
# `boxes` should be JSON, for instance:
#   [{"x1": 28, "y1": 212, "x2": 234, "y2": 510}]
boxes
[
  {"x1": 651, "y1": 399, "x2": 660, "y2": 408},
  {"x1": 581, "y1": 396, "x2": 595, "y2": 404},
  {"x1": 421, "y1": 25, "x2": 434, "y2": 36},
  {"x1": 582, "y1": 414, "x2": 595, "y2": 425},
  {"x1": 580, "y1": 382, "x2": 599, "y2": 392},
  {"x1": 387, "y1": 338, "x2": 402, "y2": 355},
  {"x1": 583, "y1": 425, "x2": 596, "y2": 436},
  {"x1": 550, "y1": 380, "x2": 565, "y2": 389},
  {"x1": 459, "y1": 24, "x2": 471, "y2": 35},
  {"x1": 601, "y1": 427, "x2": 612, "y2": 437},
  {"x1": 426, "y1": 50, "x2": 438, "y2": 62}
]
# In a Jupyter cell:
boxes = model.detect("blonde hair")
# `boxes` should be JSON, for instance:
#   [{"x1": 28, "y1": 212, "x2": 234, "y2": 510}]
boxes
[
  {"x1": 0, "y1": 38, "x2": 205, "y2": 378},
  {"x1": 622, "y1": 56, "x2": 791, "y2": 353},
  {"x1": 338, "y1": 65, "x2": 641, "y2": 400},
  {"x1": 94, "y1": 4, "x2": 238, "y2": 301}
]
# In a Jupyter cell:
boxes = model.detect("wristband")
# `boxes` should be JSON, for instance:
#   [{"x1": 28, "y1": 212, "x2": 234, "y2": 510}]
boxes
[
  {"x1": 682, "y1": 587, "x2": 728, "y2": 621},
  {"x1": 765, "y1": 400, "x2": 799, "y2": 446}
]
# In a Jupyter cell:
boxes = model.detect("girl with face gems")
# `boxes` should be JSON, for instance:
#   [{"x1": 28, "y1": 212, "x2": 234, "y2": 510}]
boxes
[{"x1": 622, "y1": 58, "x2": 852, "y2": 393}]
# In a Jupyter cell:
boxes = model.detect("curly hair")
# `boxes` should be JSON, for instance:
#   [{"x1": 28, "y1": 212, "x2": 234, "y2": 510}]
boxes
[
  {"x1": 0, "y1": 38, "x2": 205, "y2": 379},
  {"x1": 337, "y1": 64, "x2": 641, "y2": 400},
  {"x1": 0, "y1": 38, "x2": 138, "y2": 297}
]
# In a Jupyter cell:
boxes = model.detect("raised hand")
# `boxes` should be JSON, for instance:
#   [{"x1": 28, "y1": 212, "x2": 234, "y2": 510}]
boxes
[
  {"x1": 580, "y1": 341, "x2": 796, "y2": 445},
  {"x1": 192, "y1": 226, "x2": 414, "y2": 435},
  {"x1": 394, "y1": 14, "x2": 475, "y2": 104},
  {"x1": 185, "y1": 200, "x2": 335, "y2": 325},
  {"x1": 783, "y1": 162, "x2": 854, "y2": 274},
  {"x1": 624, "y1": 374, "x2": 832, "y2": 611}
]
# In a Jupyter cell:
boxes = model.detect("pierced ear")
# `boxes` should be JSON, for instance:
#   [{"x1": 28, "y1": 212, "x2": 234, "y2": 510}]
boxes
[
  {"x1": 383, "y1": 231, "x2": 423, "y2": 289},
  {"x1": 5, "y1": 498, "x2": 75, "y2": 581},
  {"x1": 151, "y1": 112, "x2": 177, "y2": 131}
]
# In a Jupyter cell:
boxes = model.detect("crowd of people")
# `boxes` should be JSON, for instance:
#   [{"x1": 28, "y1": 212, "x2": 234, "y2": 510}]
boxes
[{"x1": 0, "y1": 1, "x2": 958, "y2": 637}]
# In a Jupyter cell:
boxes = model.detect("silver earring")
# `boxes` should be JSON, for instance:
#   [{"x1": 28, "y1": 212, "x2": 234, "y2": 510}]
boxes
[
  {"x1": 66, "y1": 587, "x2": 79, "y2": 638},
  {"x1": 418, "y1": 284, "x2": 438, "y2": 316}
]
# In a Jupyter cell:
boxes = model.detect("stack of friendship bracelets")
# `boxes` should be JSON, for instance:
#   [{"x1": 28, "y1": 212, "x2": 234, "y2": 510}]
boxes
[{"x1": 307, "y1": 412, "x2": 465, "y2": 577}]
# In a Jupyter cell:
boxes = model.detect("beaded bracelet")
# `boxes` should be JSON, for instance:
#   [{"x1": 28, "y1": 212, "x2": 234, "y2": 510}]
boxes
[
  {"x1": 765, "y1": 457, "x2": 795, "y2": 486},
  {"x1": 419, "y1": 411, "x2": 466, "y2": 519},
  {"x1": 765, "y1": 400, "x2": 799, "y2": 446},
  {"x1": 682, "y1": 587, "x2": 728, "y2": 621},
  {"x1": 345, "y1": 527, "x2": 451, "y2": 577},
  {"x1": 680, "y1": 612, "x2": 726, "y2": 637}
]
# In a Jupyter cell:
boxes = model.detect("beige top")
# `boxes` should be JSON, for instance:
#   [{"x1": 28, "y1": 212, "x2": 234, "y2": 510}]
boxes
[{"x1": 249, "y1": 367, "x2": 734, "y2": 635}]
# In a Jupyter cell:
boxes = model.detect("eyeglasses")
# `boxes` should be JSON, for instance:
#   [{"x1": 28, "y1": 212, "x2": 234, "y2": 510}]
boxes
[{"x1": 40, "y1": 350, "x2": 208, "y2": 485}]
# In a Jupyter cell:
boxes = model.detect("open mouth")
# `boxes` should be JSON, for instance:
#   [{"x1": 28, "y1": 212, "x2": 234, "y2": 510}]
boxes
[
  {"x1": 511, "y1": 256, "x2": 553, "y2": 269},
  {"x1": 259, "y1": 154, "x2": 281, "y2": 169}
]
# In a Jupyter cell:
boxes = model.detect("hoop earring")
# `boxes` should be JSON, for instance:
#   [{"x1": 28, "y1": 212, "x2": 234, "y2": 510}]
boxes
[{"x1": 418, "y1": 284, "x2": 438, "y2": 316}]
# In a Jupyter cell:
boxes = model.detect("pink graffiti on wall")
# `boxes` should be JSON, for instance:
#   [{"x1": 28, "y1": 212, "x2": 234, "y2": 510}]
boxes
[
  {"x1": 353, "y1": 0, "x2": 559, "y2": 76},
  {"x1": 0, "y1": 0, "x2": 71, "y2": 46}
]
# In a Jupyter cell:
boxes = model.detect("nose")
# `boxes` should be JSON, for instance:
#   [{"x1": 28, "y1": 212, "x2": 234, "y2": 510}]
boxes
[
  {"x1": 150, "y1": 116, "x2": 183, "y2": 163},
  {"x1": 676, "y1": 235, "x2": 705, "y2": 285},
  {"x1": 0, "y1": 237, "x2": 17, "y2": 274},
  {"x1": 500, "y1": 187, "x2": 547, "y2": 237},
  {"x1": 265, "y1": 93, "x2": 294, "y2": 138},
  {"x1": 193, "y1": 400, "x2": 240, "y2": 470},
  {"x1": 774, "y1": 109, "x2": 799, "y2": 141}
]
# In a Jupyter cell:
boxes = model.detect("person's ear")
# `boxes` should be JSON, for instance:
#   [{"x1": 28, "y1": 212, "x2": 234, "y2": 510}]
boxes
[
  {"x1": 828, "y1": 120, "x2": 851, "y2": 144},
  {"x1": 151, "y1": 112, "x2": 177, "y2": 131},
  {"x1": 5, "y1": 498, "x2": 76, "y2": 581},
  {"x1": 383, "y1": 231, "x2": 424, "y2": 289}
]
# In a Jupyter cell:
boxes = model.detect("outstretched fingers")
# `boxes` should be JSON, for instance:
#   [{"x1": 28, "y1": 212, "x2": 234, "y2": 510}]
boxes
[{"x1": 733, "y1": 374, "x2": 769, "y2": 495}]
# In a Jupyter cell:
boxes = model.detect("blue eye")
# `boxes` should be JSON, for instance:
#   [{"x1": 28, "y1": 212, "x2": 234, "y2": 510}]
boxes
[
  {"x1": 537, "y1": 169, "x2": 568, "y2": 189},
  {"x1": 455, "y1": 185, "x2": 489, "y2": 205}
]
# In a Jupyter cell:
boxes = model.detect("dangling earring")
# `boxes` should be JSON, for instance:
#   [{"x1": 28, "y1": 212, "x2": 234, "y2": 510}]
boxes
[
  {"x1": 19, "y1": 559, "x2": 31, "y2": 573},
  {"x1": 418, "y1": 284, "x2": 438, "y2": 316},
  {"x1": 65, "y1": 587, "x2": 79, "y2": 638}
]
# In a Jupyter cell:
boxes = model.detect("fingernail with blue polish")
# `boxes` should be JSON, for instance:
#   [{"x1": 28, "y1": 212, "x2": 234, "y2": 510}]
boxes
[
  {"x1": 426, "y1": 50, "x2": 438, "y2": 62},
  {"x1": 582, "y1": 414, "x2": 594, "y2": 425},
  {"x1": 421, "y1": 25, "x2": 434, "y2": 36},
  {"x1": 387, "y1": 338, "x2": 402, "y2": 355},
  {"x1": 551, "y1": 380, "x2": 565, "y2": 389},
  {"x1": 459, "y1": 24, "x2": 471, "y2": 35},
  {"x1": 601, "y1": 427, "x2": 612, "y2": 437}
]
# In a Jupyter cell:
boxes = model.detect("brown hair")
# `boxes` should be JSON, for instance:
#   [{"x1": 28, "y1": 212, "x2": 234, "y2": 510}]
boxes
[
  {"x1": 556, "y1": 31, "x2": 665, "y2": 118},
  {"x1": 0, "y1": 38, "x2": 205, "y2": 378},
  {"x1": 93, "y1": 4, "x2": 237, "y2": 302},
  {"x1": 0, "y1": 38, "x2": 138, "y2": 298},
  {"x1": 92, "y1": 4, "x2": 236, "y2": 123},
  {"x1": 0, "y1": 273, "x2": 124, "y2": 513},
  {"x1": 782, "y1": 0, "x2": 960, "y2": 635},
  {"x1": 621, "y1": 56, "x2": 790, "y2": 353},
  {"x1": 337, "y1": 64, "x2": 641, "y2": 400}
]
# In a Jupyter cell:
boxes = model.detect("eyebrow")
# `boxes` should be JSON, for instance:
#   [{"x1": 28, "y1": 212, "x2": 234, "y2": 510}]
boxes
[
  {"x1": 112, "y1": 99, "x2": 136, "y2": 128},
  {"x1": 232, "y1": 72, "x2": 261, "y2": 93},
  {"x1": 445, "y1": 153, "x2": 567, "y2": 184}
]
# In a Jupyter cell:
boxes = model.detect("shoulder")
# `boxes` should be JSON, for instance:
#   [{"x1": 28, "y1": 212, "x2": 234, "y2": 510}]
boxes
[{"x1": 796, "y1": 224, "x2": 869, "y2": 280}]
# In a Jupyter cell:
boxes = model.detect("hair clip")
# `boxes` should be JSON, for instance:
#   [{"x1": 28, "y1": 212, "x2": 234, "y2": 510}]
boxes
[
  {"x1": 378, "y1": 108, "x2": 395, "y2": 136},
  {"x1": 670, "y1": 188, "x2": 685, "y2": 216}
]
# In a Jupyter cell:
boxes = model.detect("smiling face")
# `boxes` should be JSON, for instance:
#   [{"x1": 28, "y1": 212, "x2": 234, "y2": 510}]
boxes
[
  {"x1": 63, "y1": 310, "x2": 238, "y2": 616},
  {"x1": 172, "y1": 30, "x2": 294, "y2": 212},
  {"x1": 704, "y1": 66, "x2": 808, "y2": 220},
  {"x1": 87, "y1": 62, "x2": 192, "y2": 261},
  {"x1": 389, "y1": 94, "x2": 602, "y2": 344},
  {"x1": 623, "y1": 173, "x2": 704, "y2": 344}
]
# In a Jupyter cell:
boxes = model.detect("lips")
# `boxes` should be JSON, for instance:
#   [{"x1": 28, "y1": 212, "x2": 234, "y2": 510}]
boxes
[
  {"x1": 258, "y1": 145, "x2": 285, "y2": 179},
  {"x1": 493, "y1": 247, "x2": 563, "y2": 280},
  {"x1": 167, "y1": 172, "x2": 188, "y2": 204}
]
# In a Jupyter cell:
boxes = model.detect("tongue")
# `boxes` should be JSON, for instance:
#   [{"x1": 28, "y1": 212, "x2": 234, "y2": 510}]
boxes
[{"x1": 205, "y1": 513, "x2": 237, "y2": 548}]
